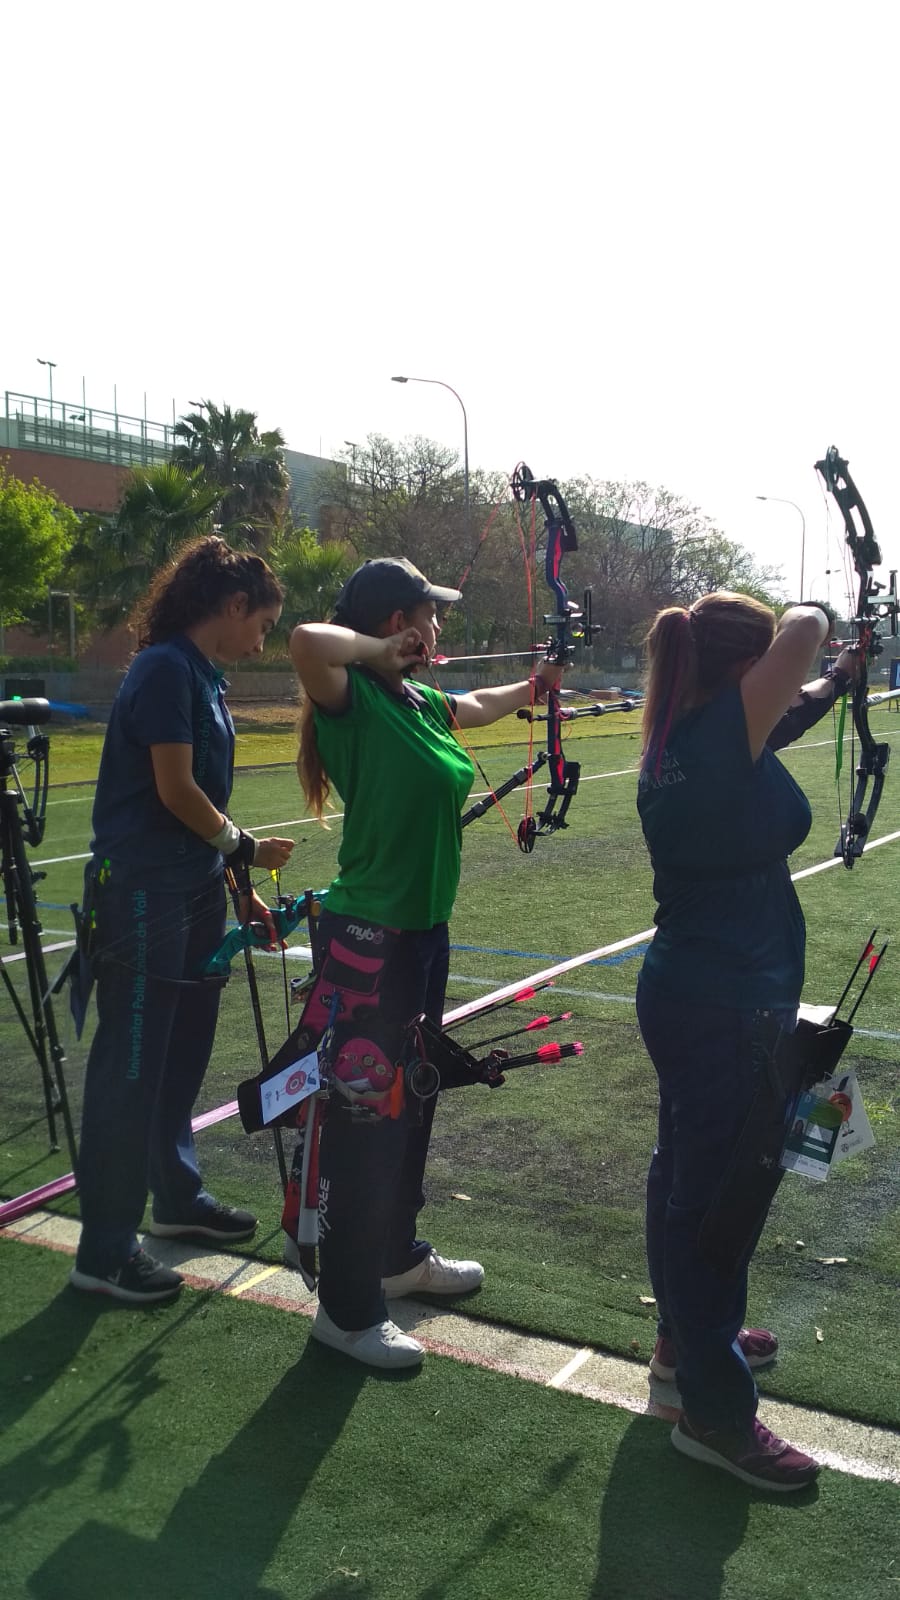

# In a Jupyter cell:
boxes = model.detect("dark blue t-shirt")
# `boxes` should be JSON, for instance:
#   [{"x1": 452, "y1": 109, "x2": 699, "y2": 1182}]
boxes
[
  {"x1": 90, "y1": 635, "x2": 235, "y2": 888},
  {"x1": 637, "y1": 685, "x2": 812, "y2": 1009}
]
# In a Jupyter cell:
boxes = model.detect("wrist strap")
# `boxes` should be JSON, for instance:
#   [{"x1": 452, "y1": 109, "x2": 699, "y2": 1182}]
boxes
[{"x1": 206, "y1": 818, "x2": 257, "y2": 865}]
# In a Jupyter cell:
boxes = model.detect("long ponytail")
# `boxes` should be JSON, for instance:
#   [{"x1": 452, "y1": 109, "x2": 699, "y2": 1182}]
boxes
[
  {"x1": 641, "y1": 591, "x2": 775, "y2": 775},
  {"x1": 297, "y1": 694, "x2": 331, "y2": 821}
]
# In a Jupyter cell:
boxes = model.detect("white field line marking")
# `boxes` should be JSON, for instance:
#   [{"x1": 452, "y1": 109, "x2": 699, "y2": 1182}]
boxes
[
  {"x1": 2, "y1": 939, "x2": 75, "y2": 966},
  {"x1": 30, "y1": 724, "x2": 900, "y2": 865},
  {"x1": 547, "y1": 1348, "x2": 594, "y2": 1388},
  {"x1": 8, "y1": 1218, "x2": 898, "y2": 1484},
  {"x1": 442, "y1": 827, "x2": 900, "y2": 1025},
  {"x1": 31, "y1": 726, "x2": 896, "y2": 870}
]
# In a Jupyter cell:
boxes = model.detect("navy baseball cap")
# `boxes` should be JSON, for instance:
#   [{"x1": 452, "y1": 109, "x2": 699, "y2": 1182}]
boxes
[{"x1": 332, "y1": 557, "x2": 462, "y2": 632}]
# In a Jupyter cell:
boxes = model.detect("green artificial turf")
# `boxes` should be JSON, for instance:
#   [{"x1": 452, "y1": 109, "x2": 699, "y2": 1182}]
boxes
[
  {"x1": 3, "y1": 714, "x2": 899, "y2": 1431},
  {"x1": 2, "y1": 1237, "x2": 900, "y2": 1600}
]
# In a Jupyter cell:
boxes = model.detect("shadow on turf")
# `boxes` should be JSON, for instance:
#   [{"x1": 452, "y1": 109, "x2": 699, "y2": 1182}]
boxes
[
  {"x1": 592, "y1": 1415, "x2": 819, "y2": 1599},
  {"x1": 13, "y1": 1317, "x2": 384, "y2": 1600}
]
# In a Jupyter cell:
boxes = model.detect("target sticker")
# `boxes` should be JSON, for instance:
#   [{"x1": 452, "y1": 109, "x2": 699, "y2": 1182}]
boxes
[{"x1": 260, "y1": 1050, "x2": 320, "y2": 1125}]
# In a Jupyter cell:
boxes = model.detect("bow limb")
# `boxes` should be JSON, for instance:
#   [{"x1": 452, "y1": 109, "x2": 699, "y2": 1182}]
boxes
[{"x1": 202, "y1": 891, "x2": 311, "y2": 977}]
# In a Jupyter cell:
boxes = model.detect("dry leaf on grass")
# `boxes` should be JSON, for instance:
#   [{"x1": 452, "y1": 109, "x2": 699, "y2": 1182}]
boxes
[
  {"x1": 815, "y1": 1328, "x2": 825, "y2": 1343},
  {"x1": 450, "y1": 1193, "x2": 472, "y2": 1202}
]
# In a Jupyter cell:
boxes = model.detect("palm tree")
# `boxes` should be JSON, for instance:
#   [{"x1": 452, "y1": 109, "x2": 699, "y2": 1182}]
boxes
[
  {"x1": 270, "y1": 526, "x2": 357, "y2": 631},
  {"x1": 70, "y1": 463, "x2": 223, "y2": 626},
  {"x1": 172, "y1": 401, "x2": 290, "y2": 545}
]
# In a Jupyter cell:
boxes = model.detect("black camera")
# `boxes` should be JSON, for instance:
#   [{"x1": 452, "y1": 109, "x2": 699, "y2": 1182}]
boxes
[{"x1": 0, "y1": 697, "x2": 52, "y2": 728}]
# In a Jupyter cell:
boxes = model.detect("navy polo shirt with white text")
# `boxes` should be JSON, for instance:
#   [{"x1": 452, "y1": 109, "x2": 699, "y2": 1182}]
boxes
[{"x1": 90, "y1": 635, "x2": 234, "y2": 888}]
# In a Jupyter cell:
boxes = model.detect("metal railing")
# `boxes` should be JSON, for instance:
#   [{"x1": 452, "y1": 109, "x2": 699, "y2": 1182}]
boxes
[{"x1": 2, "y1": 391, "x2": 176, "y2": 468}]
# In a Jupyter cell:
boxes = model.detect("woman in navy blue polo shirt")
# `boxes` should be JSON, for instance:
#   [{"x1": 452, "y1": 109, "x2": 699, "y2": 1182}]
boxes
[
  {"x1": 70, "y1": 537, "x2": 293, "y2": 1306},
  {"x1": 636, "y1": 592, "x2": 831, "y2": 1492}
]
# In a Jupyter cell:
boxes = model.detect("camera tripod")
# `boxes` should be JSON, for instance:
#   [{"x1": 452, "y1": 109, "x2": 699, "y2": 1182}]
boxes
[{"x1": 0, "y1": 698, "x2": 78, "y2": 1169}]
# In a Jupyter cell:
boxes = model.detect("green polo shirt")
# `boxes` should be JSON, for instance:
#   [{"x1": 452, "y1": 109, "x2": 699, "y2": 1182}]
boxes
[{"x1": 314, "y1": 667, "x2": 476, "y2": 930}]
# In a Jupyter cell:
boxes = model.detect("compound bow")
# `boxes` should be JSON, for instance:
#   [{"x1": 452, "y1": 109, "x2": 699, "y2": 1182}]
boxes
[
  {"x1": 459, "y1": 464, "x2": 602, "y2": 851},
  {"x1": 814, "y1": 446, "x2": 900, "y2": 866}
]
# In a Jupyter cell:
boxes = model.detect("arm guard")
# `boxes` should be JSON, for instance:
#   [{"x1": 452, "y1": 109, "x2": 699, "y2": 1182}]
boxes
[{"x1": 767, "y1": 670, "x2": 852, "y2": 752}]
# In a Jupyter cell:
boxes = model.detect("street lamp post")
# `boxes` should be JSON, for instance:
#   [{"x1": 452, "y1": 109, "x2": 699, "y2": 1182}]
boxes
[
  {"x1": 391, "y1": 374, "x2": 471, "y2": 649},
  {"x1": 37, "y1": 357, "x2": 57, "y2": 409},
  {"x1": 756, "y1": 495, "x2": 807, "y2": 602},
  {"x1": 391, "y1": 374, "x2": 470, "y2": 531}
]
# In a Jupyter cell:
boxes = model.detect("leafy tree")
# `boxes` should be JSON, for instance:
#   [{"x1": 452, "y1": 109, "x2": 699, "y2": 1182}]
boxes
[
  {"x1": 299, "y1": 441, "x2": 784, "y2": 669},
  {"x1": 0, "y1": 463, "x2": 78, "y2": 626},
  {"x1": 315, "y1": 436, "x2": 528, "y2": 652},
  {"x1": 171, "y1": 401, "x2": 290, "y2": 543},
  {"x1": 67, "y1": 463, "x2": 222, "y2": 626},
  {"x1": 560, "y1": 478, "x2": 782, "y2": 663}
]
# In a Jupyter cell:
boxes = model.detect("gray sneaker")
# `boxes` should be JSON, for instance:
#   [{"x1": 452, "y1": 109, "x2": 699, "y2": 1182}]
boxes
[
  {"x1": 310, "y1": 1306, "x2": 425, "y2": 1369},
  {"x1": 70, "y1": 1249, "x2": 183, "y2": 1306}
]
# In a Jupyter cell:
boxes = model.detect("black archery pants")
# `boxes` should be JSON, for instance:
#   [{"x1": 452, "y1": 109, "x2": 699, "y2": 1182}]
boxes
[{"x1": 316, "y1": 919, "x2": 450, "y2": 1331}]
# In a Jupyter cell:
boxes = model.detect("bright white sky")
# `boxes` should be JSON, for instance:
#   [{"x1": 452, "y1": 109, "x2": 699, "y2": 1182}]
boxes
[{"x1": 5, "y1": 1, "x2": 898, "y2": 603}]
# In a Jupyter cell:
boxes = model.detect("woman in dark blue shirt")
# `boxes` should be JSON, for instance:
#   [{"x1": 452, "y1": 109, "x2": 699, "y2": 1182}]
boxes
[
  {"x1": 637, "y1": 592, "x2": 829, "y2": 1492},
  {"x1": 71, "y1": 538, "x2": 293, "y2": 1306}
]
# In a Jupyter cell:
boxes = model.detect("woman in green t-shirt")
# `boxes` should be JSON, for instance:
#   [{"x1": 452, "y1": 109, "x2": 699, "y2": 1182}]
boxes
[{"x1": 287, "y1": 557, "x2": 560, "y2": 1369}]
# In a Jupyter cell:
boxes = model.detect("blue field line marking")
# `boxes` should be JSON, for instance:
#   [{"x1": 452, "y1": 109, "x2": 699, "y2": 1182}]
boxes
[
  {"x1": 16, "y1": 925, "x2": 900, "y2": 1045},
  {"x1": 30, "y1": 908, "x2": 649, "y2": 968},
  {"x1": 450, "y1": 941, "x2": 649, "y2": 967}
]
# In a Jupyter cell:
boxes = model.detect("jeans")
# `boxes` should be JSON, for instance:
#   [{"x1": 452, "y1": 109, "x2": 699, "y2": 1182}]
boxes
[
  {"x1": 316, "y1": 918, "x2": 450, "y2": 1330},
  {"x1": 636, "y1": 975, "x2": 796, "y2": 1431},
  {"x1": 75, "y1": 874, "x2": 226, "y2": 1275}
]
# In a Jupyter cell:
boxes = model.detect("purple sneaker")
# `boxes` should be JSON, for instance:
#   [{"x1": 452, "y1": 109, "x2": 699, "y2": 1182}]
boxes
[
  {"x1": 672, "y1": 1414, "x2": 820, "y2": 1492},
  {"x1": 650, "y1": 1327, "x2": 778, "y2": 1383}
]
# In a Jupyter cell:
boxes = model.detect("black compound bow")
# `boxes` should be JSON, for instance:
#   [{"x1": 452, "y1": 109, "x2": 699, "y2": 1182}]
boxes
[
  {"x1": 459, "y1": 464, "x2": 599, "y2": 851},
  {"x1": 814, "y1": 446, "x2": 900, "y2": 866}
]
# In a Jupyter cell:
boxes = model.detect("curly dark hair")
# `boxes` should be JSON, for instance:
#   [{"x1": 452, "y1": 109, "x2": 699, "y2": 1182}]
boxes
[{"x1": 132, "y1": 536, "x2": 284, "y2": 649}]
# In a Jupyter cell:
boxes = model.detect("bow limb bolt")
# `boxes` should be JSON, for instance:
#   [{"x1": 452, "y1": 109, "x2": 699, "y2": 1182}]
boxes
[{"x1": 814, "y1": 446, "x2": 900, "y2": 866}]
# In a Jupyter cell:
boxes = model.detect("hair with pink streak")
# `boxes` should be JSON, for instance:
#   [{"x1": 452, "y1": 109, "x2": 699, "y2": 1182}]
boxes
[{"x1": 641, "y1": 591, "x2": 776, "y2": 777}]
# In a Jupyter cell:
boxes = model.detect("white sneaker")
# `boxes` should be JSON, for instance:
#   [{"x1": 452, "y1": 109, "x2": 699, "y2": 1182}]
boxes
[
  {"x1": 310, "y1": 1306, "x2": 425, "y2": 1369},
  {"x1": 382, "y1": 1249, "x2": 484, "y2": 1299}
]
